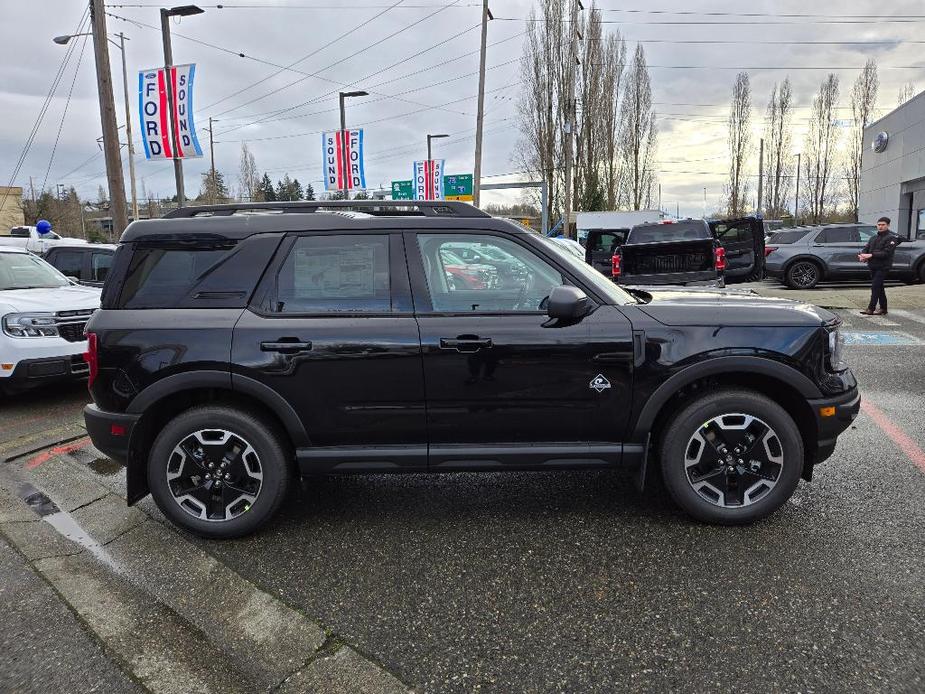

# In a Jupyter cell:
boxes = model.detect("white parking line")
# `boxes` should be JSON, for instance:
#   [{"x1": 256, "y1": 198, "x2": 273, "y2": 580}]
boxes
[
  {"x1": 890, "y1": 309, "x2": 925, "y2": 325},
  {"x1": 856, "y1": 313, "x2": 901, "y2": 327}
]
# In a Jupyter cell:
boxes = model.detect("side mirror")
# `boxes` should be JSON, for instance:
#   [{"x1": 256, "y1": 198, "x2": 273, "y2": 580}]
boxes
[{"x1": 546, "y1": 285, "x2": 593, "y2": 321}]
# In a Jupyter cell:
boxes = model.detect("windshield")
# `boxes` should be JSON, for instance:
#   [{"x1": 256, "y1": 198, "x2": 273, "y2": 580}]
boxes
[
  {"x1": 536, "y1": 237, "x2": 636, "y2": 305},
  {"x1": 0, "y1": 252, "x2": 70, "y2": 290}
]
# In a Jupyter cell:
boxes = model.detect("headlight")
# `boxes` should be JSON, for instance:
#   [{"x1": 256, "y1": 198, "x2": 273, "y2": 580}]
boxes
[
  {"x1": 2, "y1": 312, "x2": 59, "y2": 338},
  {"x1": 826, "y1": 326, "x2": 847, "y2": 372}
]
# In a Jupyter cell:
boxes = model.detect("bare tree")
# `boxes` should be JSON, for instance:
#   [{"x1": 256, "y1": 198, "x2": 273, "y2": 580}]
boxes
[
  {"x1": 802, "y1": 74, "x2": 841, "y2": 224},
  {"x1": 238, "y1": 142, "x2": 260, "y2": 202},
  {"x1": 762, "y1": 78, "x2": 794, "y2": 218},
  {"x1": 618, "y1": 44, "x2": 657, "y2": 210},
  {"x1": 517, "y1": 0, "x2": 568, "y2": 226},
  {"x1": 726, "y1": 72, "x2": 752, "y2": 216},
  {"x1": 897, "y1": 82, "x2": 917, "y2": 106},
  {"x1": 846, "y1": 59, "x2": 879, "y2": 221},
  {"x1": 599, "y1": 32, "x2": 626, "y2": 209}
]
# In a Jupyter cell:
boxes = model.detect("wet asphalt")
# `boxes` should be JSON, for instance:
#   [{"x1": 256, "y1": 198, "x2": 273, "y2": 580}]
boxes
[{"x1": 1, "y1": 296, "x2": 923, "y2": 693}]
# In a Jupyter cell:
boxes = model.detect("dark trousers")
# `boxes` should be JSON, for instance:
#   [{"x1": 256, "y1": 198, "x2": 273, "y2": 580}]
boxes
[{"x1": 868, "y1": 268, "x2": 888, "y2": 311}]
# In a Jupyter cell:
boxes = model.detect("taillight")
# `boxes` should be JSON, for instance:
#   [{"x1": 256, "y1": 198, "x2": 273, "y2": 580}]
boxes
[
  {"x1": 714, "y1": 247, "x2": 727, "y2": 272},
  {"x1": 84, "y1": 332, "x2": 98, "y2": 389},
  {"x1": 611, "y1": 253, "x2": 622, "y2": 278},
  {"x1": 764, "y1": 246, "x2": 777, "y2": 257}
]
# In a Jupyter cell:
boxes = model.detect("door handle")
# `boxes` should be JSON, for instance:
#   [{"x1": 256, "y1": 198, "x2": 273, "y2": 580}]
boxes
[
  {"x1": 439, "y1": 336, "x2": 493, "y2": 353},
  {"x1": 260, "y1": 339, "x2": 312, "y2": 354}
]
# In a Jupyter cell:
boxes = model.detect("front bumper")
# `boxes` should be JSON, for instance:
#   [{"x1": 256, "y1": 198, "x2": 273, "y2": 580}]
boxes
[
  {"x1": 808, "y1": 387, "x2": 861, "y2": 464},
  {"x1": 2, "y1": 354, "x2": 89, "y2": 390},
  {"x1": 84, "y1": 404, "x2": 139, "y2": 465}
]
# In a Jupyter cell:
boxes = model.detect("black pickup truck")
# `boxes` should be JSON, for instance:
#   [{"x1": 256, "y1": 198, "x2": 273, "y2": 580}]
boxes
[
  {"x1": 588, "y1": 217, "x2": 765, "y2": 285},
  {"x1": 612, "y1": 220, "x2": 724, "y2": 287}
]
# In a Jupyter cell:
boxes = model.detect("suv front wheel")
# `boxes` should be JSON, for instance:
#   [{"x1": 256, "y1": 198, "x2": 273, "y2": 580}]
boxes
[
  {"x1": 148, "y1": 405, "x2": 291, "y2": 538},
  {"x1": 659, "y1": 390, "x2": 803, "y2": 524}
]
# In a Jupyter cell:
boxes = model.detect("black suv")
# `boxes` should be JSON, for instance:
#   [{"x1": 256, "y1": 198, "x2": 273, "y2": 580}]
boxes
[{"x1": 83, "y1": 201, "x2": 860, "y2": 538}]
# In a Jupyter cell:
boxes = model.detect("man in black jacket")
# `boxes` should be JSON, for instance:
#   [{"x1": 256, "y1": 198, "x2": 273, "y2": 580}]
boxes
[{"x1": 859, "y1": 216, "x2": 900, "y2": 315}]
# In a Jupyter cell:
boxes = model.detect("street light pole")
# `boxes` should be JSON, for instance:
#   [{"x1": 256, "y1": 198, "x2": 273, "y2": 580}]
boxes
[
  {"x1": 160, "y1": 5, "x2": 204, "y2": 208},
  {"x1": 116, "y1": 33, "x2": 139, "y2": 221},
  {"x1": 89, "y1": 0, "x2": 128, "y2": 235},
  {"x1": 794, "y1": 152, "x2": 801, "y2": 225},
  {"x1": 427, "y1": 133, "x2": 449, "y2": 163},
  {"x1": 338, "y1": 90, "x2": 368, "y2": 198}
]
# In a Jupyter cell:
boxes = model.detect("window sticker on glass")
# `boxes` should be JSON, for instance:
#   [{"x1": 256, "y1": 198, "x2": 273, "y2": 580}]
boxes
[{"x1": 293, "y1": 244, "x2": 377, "y2": 299}]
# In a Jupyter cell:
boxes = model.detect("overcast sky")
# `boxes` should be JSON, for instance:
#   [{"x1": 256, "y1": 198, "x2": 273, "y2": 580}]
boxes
[{"x1": 2, "y1": 0, "x2": 924, "y2": 218}]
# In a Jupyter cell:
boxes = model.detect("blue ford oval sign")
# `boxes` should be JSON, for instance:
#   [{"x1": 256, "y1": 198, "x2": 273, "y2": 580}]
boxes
[{"x1": 872, "y1": 131, "x2": 889, "y2": 153}]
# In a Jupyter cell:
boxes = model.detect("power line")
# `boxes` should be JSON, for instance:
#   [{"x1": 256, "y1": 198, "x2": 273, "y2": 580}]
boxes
[
  {"x1": 494, "y1": 17, "x2": 925, "y2": 25},
  {"x1": 210, "y1": 0, "x2": 469, "y2": 119},
  {"x1": 41, "y1": 32, "x2": 91, "y2": 192},
  {"x1": 3, "y1": 8, "x2": 89, "y2": 204},
  {"x1": 595, "y1": 8, "x2": 925, "y2": 19},
  {"x1": 201, "y1": 0, "x2": 408, "y2": 112}
]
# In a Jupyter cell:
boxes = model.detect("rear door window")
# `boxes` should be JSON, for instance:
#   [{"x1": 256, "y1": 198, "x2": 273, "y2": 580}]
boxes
[
  {"x1": 767, "y1": 229, "x2": 813, "y2": 244},
  {"x1": 816, "y1": 228, "x2": 859, "y2": 243},
  {"x1": 273, "y1": 234, "x2": 391, "y2": 314}
]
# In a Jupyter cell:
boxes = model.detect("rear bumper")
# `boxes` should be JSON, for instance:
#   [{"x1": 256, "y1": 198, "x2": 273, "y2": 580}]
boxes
[
  {"x1": 808, "y1": 387, "x2": 861, "y2": 464},
  {"x1": 83, "y1": 404, "x2": 138, "y2": 465}
]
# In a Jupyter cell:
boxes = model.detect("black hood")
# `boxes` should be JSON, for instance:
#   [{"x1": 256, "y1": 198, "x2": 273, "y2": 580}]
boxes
[{"x1": 631, "y1": 287, "x2": 837, "y2": 327}]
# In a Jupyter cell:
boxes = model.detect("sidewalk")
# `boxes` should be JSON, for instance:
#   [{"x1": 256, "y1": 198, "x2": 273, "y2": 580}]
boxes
[{"x1": 744, "y1": 279, "x2": 925, "y2": 309}]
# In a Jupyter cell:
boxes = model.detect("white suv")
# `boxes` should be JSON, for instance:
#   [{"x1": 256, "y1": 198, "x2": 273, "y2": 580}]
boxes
[{"x1": 0, "y1": 247, "x2": 101, "y2": 393}]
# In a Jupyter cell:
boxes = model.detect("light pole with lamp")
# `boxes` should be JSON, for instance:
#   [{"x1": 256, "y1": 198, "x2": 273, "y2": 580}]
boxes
[
  {"x1": 427, "y1": 133, "x2": 449, "y2": 163},
  {"x1": 54, "y1": 31, "x2": 139, "y2": 221},
  {"x1": 160, "y1": 5, "x2": 204, "y2": 208},
  {"x1": 338, "y1": 91, "x2": 367, "y2": 197}
]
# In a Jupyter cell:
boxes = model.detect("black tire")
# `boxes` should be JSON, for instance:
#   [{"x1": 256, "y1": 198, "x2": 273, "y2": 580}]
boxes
[
  {"x1": 148, "y1": 405, "x2": 291, "y2": 539},
  {"x1": 659, "y1": 389, "x2": 803, "y2": 525},
  {"x1": 917, "y1": 261, "x2": 925, "y2": 284},
  {"x1": 785, "y1": 260, "x2": 821, "y2": 289}
]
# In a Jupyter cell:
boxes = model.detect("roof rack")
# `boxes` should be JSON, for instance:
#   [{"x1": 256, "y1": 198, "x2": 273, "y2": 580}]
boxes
[{"x1": 162, "y1": 200, "x2": 491, "y2": 219}]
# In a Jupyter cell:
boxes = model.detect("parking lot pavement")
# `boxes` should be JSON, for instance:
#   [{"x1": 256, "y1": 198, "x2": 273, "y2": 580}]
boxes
[
  {"x1": 0, "y1": 380, "x2": 88, "y2": 460},
  {"x1": 743, "y1": 277, "x2": 925, "y2": 310},
  {"x1": 0, "y1": 289, "x2": 923, "y2": 693}
]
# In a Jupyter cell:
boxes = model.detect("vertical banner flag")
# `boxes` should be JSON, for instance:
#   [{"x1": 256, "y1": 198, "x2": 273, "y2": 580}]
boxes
[
  {"x1": 413, "y1": 159, "x2": 445, "y2": 200},
  {"x1": 323, "y1": 129, "x2": 366, "y2": 191},
  {"x1": 138, "y1": 64, "x2": 203, "y2": 160}
]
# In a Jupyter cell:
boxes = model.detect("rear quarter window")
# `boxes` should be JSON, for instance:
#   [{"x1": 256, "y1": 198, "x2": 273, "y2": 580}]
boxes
[
  {"x1": 767, "y1": 229, "x2": 813, "y2": 244},
  {"x1": 118, "y1": 247, "x2": 229, "y2": 308}
]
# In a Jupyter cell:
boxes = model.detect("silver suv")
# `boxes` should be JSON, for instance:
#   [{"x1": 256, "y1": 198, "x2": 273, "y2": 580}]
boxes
[{"x1": 765, "y1": 224, "x2": 925, "y2": 289}]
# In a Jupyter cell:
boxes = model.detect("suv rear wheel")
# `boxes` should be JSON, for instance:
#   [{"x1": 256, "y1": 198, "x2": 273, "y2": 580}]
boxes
[
  {"x1": 148, "y1": 405, "x2": 291, "y2": 538},
  {"x1": 659, "y1": 390, "x2": 803, "y2": 524},
  {"x1": 785, "y1": 260, "x2": 821, "y2": 289}
]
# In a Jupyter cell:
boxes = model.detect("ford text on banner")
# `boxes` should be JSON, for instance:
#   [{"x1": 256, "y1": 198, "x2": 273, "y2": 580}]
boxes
[
  {"x1": 322, "y1": 129, "x2": 366, "y2": 191},
  {"x1": 137, "y1": 64, "x2": 202, "y2": 160},
  {"x1": 413, "y1": 160, "x2": 445, "y2": 200}
]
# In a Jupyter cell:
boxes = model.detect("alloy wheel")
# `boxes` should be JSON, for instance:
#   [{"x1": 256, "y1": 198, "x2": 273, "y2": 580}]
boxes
[
  {"x1": 790, "y1": 262, "x2": 818, "y2": 288},
  {"x1": 166, "y1": 429, "x2": 263, "y2": 522},
  {"x1": 683, "y1": 413, "x2": 784, "y2": 508}
]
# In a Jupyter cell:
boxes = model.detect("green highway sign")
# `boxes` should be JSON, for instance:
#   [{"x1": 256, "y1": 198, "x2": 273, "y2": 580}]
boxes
[
  {"x1": 391, "y1": 179, "x2": 414, "y2": 200},
  {"x1": 444, "y1": 173, "x2": 473, "y2": 201}
]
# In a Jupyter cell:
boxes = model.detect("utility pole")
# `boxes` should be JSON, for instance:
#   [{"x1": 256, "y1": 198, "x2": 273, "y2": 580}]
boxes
[
  {"x1": 117, "y1": 32, "x2": 139, "y2": 221},
  {"x1": 160, "y1": 8, "x2": 184, "y2": 207},
  {"x1": 90, "y1": 0, "x2": 128, "y2": 234},
  {"x1": 472, "y1": 0, "x2": 491, "y2": 208},
  {"x1": 756, "y1": 137, "x2": 764, "y2": 218},
  {"x1": 338, "y1": 90, "x2": 368, "y2": 199},
  {"x1": 794, "y1": 152, "x2": 801, "y2": 225},
  {"x1": 561, "y1": 0, "x2": 581, "y2": 238},
  {"x1": 208, "y1": 116, "x2": 216, "y2": 205}
]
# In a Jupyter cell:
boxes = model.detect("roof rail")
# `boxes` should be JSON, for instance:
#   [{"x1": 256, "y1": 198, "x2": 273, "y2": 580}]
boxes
[{"x1": 162, "y1": 200, "x2": 491, "y2": 219}]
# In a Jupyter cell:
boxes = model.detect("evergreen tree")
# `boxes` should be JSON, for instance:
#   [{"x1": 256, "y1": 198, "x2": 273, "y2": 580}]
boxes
[
  {"x1": 197, "y1": 170, "x2": 231, "y2": 204},
  {"x1": 305, "y1": 182, "x2": 316, "y2": 201},
  {"x1": 291, "y1": 178, "x2": 304, "y2": 201},
  {"x1": 259, "y1": 173, "x2": 276, "y2": 201}
]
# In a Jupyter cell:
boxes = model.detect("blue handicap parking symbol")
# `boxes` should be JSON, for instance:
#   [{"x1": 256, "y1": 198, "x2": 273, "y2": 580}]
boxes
[{"x1": 842, "y1": 332, "x2": 923, "y2": 346}]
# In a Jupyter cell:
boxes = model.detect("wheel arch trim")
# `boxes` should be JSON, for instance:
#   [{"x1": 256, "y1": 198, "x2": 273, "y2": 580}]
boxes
[{"x1": 630, "y1": 356, "x2": 822, "y2": 441}]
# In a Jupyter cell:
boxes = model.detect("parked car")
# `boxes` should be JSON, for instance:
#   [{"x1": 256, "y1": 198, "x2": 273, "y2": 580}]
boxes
[
  {"x1": 1, "y1": 225, "x2": 88, "y2": 255},
  {"x1": 442, "y1": 241, "x2": 528, "y2": 287},
  {"x1": 0, "y1": 247, "x2": 100, "y2": 394},
  {"x1": 585, "y1": 217, "x2": 764, "y2": 284},
  {"x1": 43, "y1": 244, "x2": 117, "y2": 287},
  {"x1": 439, "y1": 248, "x2": 499, "y2": 289},
  {"x1": 611, "y1": 219, "x2": 725, "y2": 287},
  {"x1": 83, "y1": 200, "x2": 859, "y2": 538},
  {"x1": 765, "y1": 224, "x2": 925, "y2": 289}
]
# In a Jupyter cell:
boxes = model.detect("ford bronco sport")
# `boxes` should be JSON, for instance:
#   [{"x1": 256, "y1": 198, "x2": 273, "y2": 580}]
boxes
[{"x1": 83, "y1": 201, "x2": 860, "y2": 538}]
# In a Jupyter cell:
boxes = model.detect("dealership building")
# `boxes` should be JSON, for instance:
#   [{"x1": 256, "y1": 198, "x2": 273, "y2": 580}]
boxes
[{"x1": 859, "y1": 91, "x2": 925, "y2": 240}]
